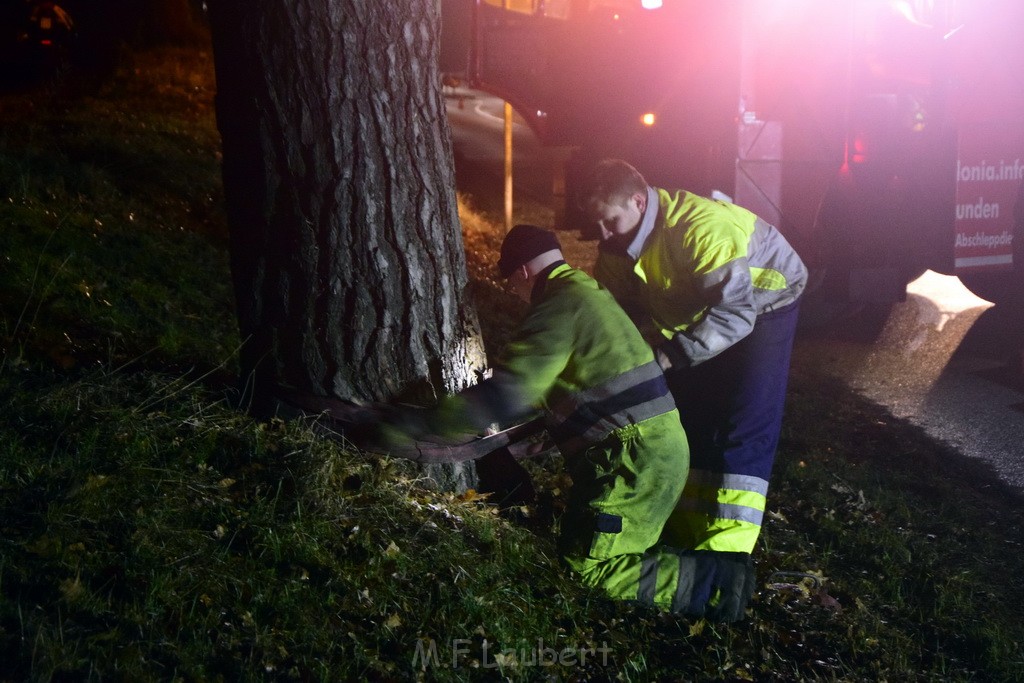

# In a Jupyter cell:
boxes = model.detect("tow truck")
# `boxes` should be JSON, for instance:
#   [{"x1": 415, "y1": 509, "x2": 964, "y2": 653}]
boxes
[{"x1": 442, "y1": 0, "x2": 1024, "y2": 314}]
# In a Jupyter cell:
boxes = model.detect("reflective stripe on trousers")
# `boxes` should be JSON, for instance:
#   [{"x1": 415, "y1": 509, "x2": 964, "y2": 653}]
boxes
[
  {"x1": 676, "y1": 469, "x2": 769, "y2": 526},
  {"x1": 576, "y1": 546, "x2": 717, "y2": 614},
  {"x1": 664, "y1": 300, "x2": 800, "y2": 553},
  {"x1": 662, "y1": 469, "x2": 769, "y2": 554}
]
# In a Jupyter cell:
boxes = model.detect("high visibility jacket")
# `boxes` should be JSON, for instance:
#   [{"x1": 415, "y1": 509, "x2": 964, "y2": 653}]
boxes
[
  {"x1": 474, "y1": 263, "x2": 695, "y2": 609},
  {"x1": 430, "y1": 264, "x2": 760, "y2": 613},
  {"x1": 596, "y1": 188, "x2": 807, "y2": 366},
  {"x1": 440, "y1": 263, "x2": 682, "y2": 459}
]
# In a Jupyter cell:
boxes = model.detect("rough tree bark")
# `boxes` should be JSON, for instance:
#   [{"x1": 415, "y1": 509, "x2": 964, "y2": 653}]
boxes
[{"x1": 206, "y1": 0, "x2": 486, "y2": 489}]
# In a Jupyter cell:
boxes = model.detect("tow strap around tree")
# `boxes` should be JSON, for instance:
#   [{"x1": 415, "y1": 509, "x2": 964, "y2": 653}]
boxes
[
  {"x1": 274, "y1": 390, "x2": 553, "y2": 464},
  {"x1": 382, "y1": 419, "x2": 551, "y2": 464}
]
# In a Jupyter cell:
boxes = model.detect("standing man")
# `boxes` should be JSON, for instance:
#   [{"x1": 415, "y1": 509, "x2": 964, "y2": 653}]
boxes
[
  {"x1": 382, "y1": 224, "x2": 753, "y2": 621},
  {"x1": 579, "y1": 159, "x2": 807, "y2": 556}
]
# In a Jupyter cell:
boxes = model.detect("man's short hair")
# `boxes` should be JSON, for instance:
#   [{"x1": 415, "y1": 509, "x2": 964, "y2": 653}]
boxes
[{"x1": 578, "y1": 159, "x2": 648, "y2": 208}]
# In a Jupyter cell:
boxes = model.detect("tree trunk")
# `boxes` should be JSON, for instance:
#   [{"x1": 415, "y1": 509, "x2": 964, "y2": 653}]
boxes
[{"x1": 207, "y1": 0, "x2": 486, "y2": 490}]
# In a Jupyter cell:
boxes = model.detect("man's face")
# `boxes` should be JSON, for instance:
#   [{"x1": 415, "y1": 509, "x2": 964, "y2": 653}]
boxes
[{"x1": 586, "y1": 192, "x2": 645, "y2": 250}]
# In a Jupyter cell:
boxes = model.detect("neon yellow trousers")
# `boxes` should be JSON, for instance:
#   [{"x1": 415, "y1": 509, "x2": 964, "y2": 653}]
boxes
[{"x1": 558, "y1": 415, "x2": 694, "y2": 610}]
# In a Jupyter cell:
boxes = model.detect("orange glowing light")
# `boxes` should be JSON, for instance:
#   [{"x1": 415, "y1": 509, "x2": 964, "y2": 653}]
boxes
[{"x1": 641, "y1": 112, "x2": 656, "y2": 126}]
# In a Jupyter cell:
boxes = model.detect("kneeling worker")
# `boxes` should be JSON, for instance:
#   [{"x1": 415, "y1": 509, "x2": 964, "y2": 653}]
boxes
[{"x1": 383, "y1": 224, "x2": 754, "y2": 622}]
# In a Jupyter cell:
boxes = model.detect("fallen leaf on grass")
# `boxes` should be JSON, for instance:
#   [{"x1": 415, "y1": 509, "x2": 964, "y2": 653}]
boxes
[
  {"x1": 60, "y1": 576, "x2": 85, "y2": 602},
  {"x1": 814, "y1": 589, "x2": 842, "y2": 612}
]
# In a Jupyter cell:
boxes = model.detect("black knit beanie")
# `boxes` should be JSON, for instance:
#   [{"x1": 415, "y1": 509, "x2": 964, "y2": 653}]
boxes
[{"x1": 497, "y1": 224, "x2": 562, "y2": 278}]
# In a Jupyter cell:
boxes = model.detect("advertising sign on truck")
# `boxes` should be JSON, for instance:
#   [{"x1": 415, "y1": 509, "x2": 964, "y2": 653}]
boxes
[{"x1": 954, "y1": 122, "x2": 1024, "y2": 272}]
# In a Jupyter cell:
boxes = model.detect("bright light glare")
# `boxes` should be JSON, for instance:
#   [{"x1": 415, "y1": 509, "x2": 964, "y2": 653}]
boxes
[
  {"x1": 640, "y1": 112, "x2": 656, "y2": 126},
  {"x1": 641, "y1": 0, "x2": 663, "y2": 8},
  {"x1": 847, "y1": 270, "x2": 994, "y2": 417},
  {"x1": 906, "y1": 270, "x2": 993, "y2": 326},
  {"x1": 889, "y1": 0, "x2": 931, "y2": 27}
]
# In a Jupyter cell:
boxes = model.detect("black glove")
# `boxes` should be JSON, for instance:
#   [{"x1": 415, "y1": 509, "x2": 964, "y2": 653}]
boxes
[{"x1": 675, "y1": 550, "x2": 755, "y2": 623}]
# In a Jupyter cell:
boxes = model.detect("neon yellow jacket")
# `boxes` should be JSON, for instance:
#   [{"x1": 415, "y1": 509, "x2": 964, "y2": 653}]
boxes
[
  {"x1": 436, "y1": 263, "x2": 681, "y2": 456},
  {"x1": 596, "y1": 188, "x2": 807, "y2": 366}
]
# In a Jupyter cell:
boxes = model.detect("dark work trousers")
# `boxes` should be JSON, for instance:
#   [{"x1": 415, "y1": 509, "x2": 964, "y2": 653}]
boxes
[{"x1": 661, "y1": 299, "x2": 801, "y2": 554}]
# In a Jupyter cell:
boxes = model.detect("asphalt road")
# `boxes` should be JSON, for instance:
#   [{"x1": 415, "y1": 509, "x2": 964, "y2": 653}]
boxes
[
  {"x1": 798, "y1": 274, "x2": 1024, "y2": 492},
  {"x1": 445, "y1": 87, "x2": 1024, "y2": 493}
]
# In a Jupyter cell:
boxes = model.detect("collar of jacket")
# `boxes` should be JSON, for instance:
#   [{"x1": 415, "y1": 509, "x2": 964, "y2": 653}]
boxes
[
  {"x1": 624, "y1": 185, "x2": 662, "y2": 261},
  {"x1": 530, "y1": 260, "x2": 569, "y2": 304}
]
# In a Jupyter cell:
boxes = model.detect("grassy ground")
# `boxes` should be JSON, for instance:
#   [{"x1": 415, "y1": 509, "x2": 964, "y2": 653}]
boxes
[{"x1": 2, "y1": 48, "x2": 1023, "y2": 682}]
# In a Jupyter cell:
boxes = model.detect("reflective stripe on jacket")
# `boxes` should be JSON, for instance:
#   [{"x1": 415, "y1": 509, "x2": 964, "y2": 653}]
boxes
[
  {"x1": 545, "y1": 359, "x2": 676, "y2": 454},
  {"x1": 596, "y1": 189, "x2": 807, "y2": 366}
]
